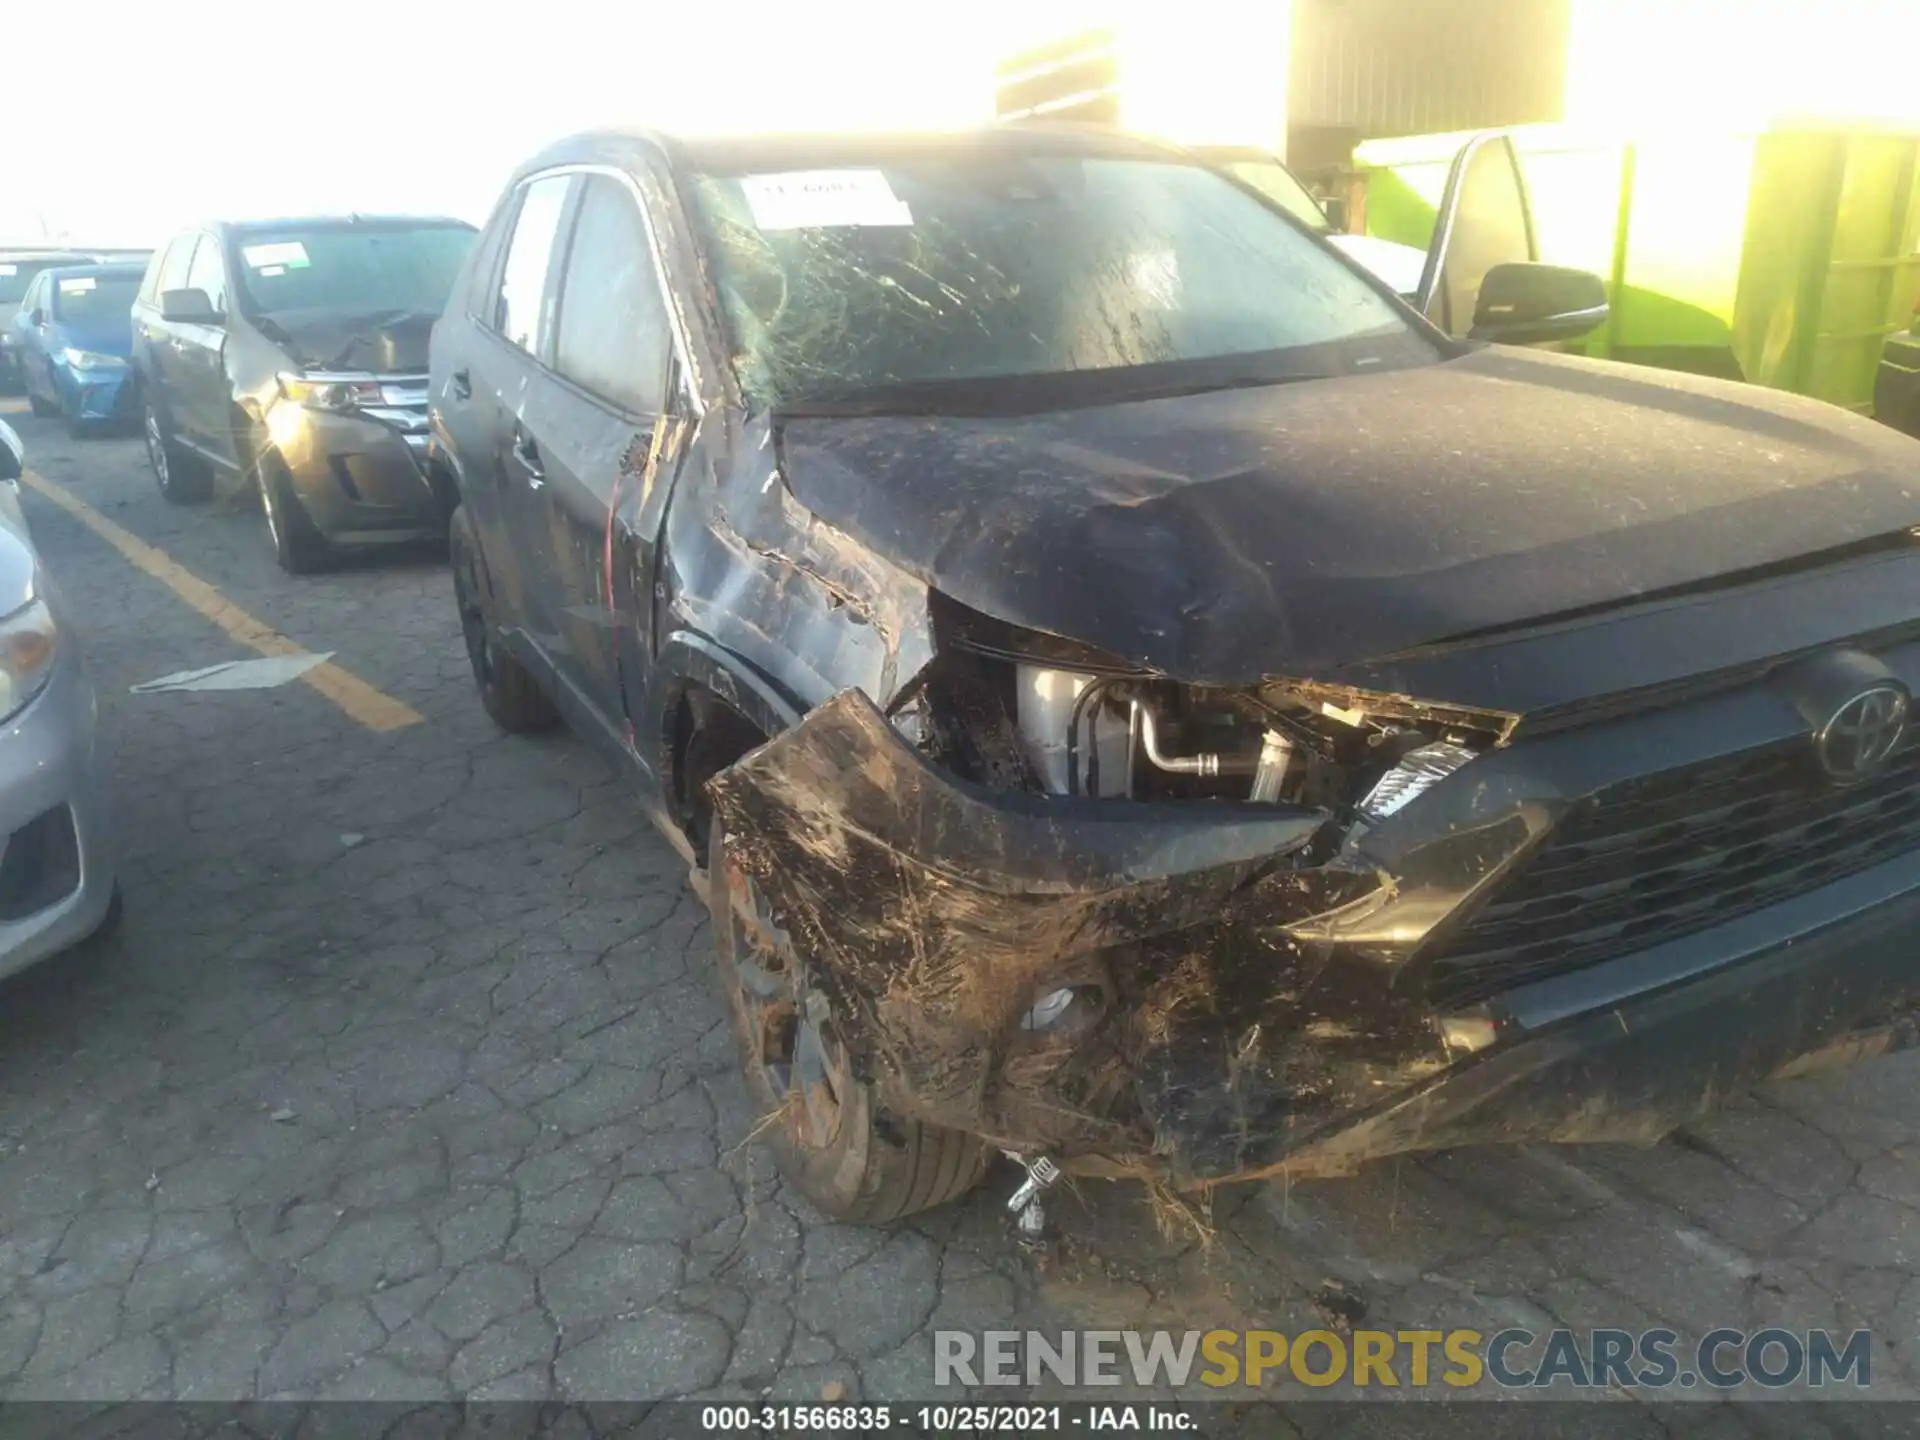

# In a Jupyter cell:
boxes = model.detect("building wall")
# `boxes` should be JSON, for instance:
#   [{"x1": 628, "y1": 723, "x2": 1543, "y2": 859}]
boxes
[
  {"x1": 993, "y1": 10, "x2": 1292, "y2": 154},
  {"x1": 1289, "y1": 0, "x2": 1570, "y2": 169},
  {"x1": 991, "y1": 2, "x2": 1567, "y2": 170}
]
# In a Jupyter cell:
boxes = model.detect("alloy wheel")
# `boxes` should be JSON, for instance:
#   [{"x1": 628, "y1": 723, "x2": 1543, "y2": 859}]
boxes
[
  {"x1": 724, "y1": 862, "x2": 849, "y2": 1151},
  {"x1": 259, "y1": 473, "x2": 281, "y2": 549},
  {"x1": 144, "y1": 407, "x2": 170, "y2": 492},
  {"x1": 453, "y1": 542, "x2": 495, "y2": 687}
]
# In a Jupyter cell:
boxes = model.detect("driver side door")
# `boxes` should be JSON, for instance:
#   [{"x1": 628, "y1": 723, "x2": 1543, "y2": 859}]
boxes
[{"x1": 521, "y1": 171, "x2": 684, "y2": 752}]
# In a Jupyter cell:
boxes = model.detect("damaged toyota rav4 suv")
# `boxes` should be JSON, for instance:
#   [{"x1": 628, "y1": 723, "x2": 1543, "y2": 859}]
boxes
[{"x1": 435, "y1": 126, "x2": 1920, "y2": 1225}]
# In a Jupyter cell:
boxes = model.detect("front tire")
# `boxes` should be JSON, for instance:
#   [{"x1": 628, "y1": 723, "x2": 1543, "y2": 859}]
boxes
[
  {"x1": 708, "y1": 818, "x2": 987, "y2": 1222},
  {"x1": 28, "y1": 390, "x2": 57, "y2": 418},
  {"x1": 91, "y1": 884, "x2": 124, "y2": 940},
  {"x1": 258, "y1": 451, "x2": 328, "y2": 574},
  {"x1": 145, "y1": 401, "x2": 211, "y2": 503},
  {"x1": 450, "y1": 506, "x2": 558, "y2": 733}
]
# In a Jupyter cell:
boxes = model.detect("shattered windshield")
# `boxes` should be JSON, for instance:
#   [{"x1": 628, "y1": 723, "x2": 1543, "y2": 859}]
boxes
[
  {"x1": 687, "y1": 155, "x2": 1427, "y2": 407},
  {"x1": 232, "y1": 223, "x2": 477, "y2": 318}
]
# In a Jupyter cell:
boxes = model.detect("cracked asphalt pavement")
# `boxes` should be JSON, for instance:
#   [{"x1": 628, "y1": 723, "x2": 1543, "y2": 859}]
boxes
[{"x1": 3, "y1": 400, "x2": 1920, "y2": 1433}]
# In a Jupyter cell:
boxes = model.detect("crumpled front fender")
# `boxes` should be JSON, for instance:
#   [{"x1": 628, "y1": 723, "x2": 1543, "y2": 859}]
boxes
[{"x1": 708, "y1": 688, "x2": 1422, "y2": 1177}]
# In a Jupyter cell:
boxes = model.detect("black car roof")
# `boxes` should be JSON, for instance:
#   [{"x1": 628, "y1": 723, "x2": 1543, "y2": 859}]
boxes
[{"x1": 514, "y1": 123, "x2": 1194, "y2": 184}]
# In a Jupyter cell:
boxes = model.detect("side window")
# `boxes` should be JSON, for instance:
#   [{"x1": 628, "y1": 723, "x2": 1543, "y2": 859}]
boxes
[
  {"x1": 157, "y1": 236, "x2": 196, "y2": 295},
  {"x1": 492, "y1": 174, "x2": 573, "y2": 354},
  {"x1": 552, "y1": 176, "x2": 672, "y2": 413},
  {"x1": 1433, "y1": 139, "x2": 1533, "y2": 338},
  {"x1": 184, "y1": 237, "x2": 228, "y2": 315}
]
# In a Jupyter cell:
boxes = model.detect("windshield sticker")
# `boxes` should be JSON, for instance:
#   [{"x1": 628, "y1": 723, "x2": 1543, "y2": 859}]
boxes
[
  {"x1": 0, "y1": 265, "x2": 14, "y2": 276},
  {"x1": 57, "y1": 277, "x2": 97, "y2": 294},
  {"x1": 740, "y1": 170, "x2": 913, "y2": 230},
  {"x1": 257, "y1": 265, "x2": 286, "y2": 278},
  {"x1": 242, "y1": 241, "x2": 310, "y2": 270}
]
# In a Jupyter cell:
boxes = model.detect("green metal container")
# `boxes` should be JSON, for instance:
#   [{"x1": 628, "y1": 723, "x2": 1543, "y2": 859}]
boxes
[{"x1": 1355, "y1": 122, "x2": 1920, "y2": 413}]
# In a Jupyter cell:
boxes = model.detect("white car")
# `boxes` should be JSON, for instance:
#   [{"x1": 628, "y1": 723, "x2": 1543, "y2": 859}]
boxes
[{"x1": 0, "y1": 418, "x2": 119, "y2": 981}]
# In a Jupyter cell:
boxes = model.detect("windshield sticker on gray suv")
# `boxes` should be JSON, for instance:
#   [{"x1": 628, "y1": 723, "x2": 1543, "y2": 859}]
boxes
[{"x1": 241, "y1": 241, "x2": 310, "y2": 270}]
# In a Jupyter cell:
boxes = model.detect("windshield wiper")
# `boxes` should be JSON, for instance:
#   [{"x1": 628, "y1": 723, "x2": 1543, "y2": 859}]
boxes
[
  {"x1": 1124, "y1": 371, "x2": 1326, "y2": 402},
  {"x1": 774, "y1": 367, "x2": 1325, "y2": 419}
]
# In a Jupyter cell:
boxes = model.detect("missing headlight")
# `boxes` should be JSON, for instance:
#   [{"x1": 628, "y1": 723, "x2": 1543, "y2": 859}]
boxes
[
  {"x1": 1358, "y1": 741, "x2": 1479, "y2": 821},
  {"x1": 922, "y1": 594, "x2": 1504, "y2": 814}
]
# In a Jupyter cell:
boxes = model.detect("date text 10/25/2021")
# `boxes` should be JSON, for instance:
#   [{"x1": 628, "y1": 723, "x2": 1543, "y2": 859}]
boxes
[{"x1": 699, "y1": 1405, "x2": 1194, "y2": 1431}]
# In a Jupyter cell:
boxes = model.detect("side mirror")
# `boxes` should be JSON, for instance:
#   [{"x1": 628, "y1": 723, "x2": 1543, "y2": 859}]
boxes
[
  {"x1": 0, "y1": 420, "x2": 21, "y2": 483},
  {"x1": 1469, "y1": 263, "x2": 1609, "y2": 346},
  {"x1": 159, "y1": 288, "x2": 223, "y2": 326},
  {"x1": 27, "y1": 308, "x2": 43, "y2": 328}
]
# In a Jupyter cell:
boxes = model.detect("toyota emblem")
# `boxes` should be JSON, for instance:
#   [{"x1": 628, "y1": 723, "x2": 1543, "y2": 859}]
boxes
[{"x1": 1815, "y1": 685, "x2": 1910, "y2": 783}]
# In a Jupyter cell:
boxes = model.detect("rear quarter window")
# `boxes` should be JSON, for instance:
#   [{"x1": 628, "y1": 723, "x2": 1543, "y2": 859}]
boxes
[
  {"x1": 463, "y1": 199, "x2": 518, "y2": 323},
  {"x1": 137, "y1": 243, "x2": 172, "y2": 305},
  {"x1": 156, "y1": 237, "x2": 198, "y2": 295}
]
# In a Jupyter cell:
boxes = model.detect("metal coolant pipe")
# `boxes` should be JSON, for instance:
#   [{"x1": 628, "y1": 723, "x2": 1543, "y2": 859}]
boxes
[{"x1": 1132, "y1": 702, "x2": 1262, "y2": 779}]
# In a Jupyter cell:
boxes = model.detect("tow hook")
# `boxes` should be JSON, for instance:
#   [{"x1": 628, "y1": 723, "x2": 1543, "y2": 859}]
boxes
[{"x1": 1004, "y1": 1151, "x2": 1061, "y2": 1242}]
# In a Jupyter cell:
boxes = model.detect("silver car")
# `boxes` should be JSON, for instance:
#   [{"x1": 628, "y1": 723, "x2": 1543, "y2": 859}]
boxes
[{"x1": 0, "y1": 417, "x2": 119, "y2": 981}]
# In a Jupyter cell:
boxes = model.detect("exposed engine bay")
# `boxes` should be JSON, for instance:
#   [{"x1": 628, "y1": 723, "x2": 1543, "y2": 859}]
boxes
[{"x1": 902, "y1": 596, "x2": 1506, "y2": 833}]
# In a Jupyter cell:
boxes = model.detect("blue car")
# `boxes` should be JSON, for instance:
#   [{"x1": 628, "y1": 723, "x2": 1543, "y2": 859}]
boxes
[{"x1": 8, "y1": 263, "x2": 143, "y2": 435}]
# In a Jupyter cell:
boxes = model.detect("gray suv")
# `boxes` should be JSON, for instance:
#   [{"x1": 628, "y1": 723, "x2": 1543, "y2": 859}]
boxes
[{"x1": 130, "y1": 216, "x2": 476, "y2": 572}]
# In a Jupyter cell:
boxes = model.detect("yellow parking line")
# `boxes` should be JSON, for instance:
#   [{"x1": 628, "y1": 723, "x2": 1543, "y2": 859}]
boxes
[{"x1": 21, "y1": 469, "x2": 425, "y2": 733}]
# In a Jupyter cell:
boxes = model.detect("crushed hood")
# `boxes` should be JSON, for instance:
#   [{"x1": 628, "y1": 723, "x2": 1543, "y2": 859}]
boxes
[
  {"x1": 775, "y1": 346, "x2": 1920, "y2": 683},
  {"x1": 261, "y1": 306, "x2": 437, "y2": 373}
]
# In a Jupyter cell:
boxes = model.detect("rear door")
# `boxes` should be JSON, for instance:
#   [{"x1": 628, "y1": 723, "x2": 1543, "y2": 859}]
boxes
[
  {"x1": 433, "y1": 200, "x2": 517, "y2": 528},
  {"x1": 174, "y1": 236, "x2": 234, "y2": 462},
  {"x1": 528, "y1": 172, "x2": 681, "y2": 741},
  {"x1": 464, "y1": 172, "x2": 576, "y2": 665},
  {"x1": 17, "y1": 273, "x2": 52, "y2": 396}
]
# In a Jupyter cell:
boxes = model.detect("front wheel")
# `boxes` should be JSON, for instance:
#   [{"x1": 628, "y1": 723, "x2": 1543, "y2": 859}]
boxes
[
  {"x1": 258, "y1": 451, "x2": 328, "y2": 574},
  {"x1": 709, "y1": 819, "x2": 987, "y2": 1222},
  {"x1": 27, "y1": 390, "x2": 56, "y2": 418}
]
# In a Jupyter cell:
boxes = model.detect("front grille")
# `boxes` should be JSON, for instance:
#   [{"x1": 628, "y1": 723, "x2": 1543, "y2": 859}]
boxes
[
  {"x1": 0, "y1": 804, "x2": 81, "y2": 920},
  {"x1": 1424, "y1": 739, "x2": 1920, "y2": 1006}
]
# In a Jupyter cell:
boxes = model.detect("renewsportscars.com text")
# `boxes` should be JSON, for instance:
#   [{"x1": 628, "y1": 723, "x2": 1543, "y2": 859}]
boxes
[{"x1": 934, "y1": 1327, "x2": 1872, "y2": 1390}]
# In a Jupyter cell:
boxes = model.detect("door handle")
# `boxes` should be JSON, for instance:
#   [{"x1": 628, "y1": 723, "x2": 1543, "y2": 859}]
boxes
[
  {"x1": 450, "y1": 367, "x2": 471, "y2": 401},
  {"x1": 511, "y1": 431, "x2": 545, "y2": 487}
]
